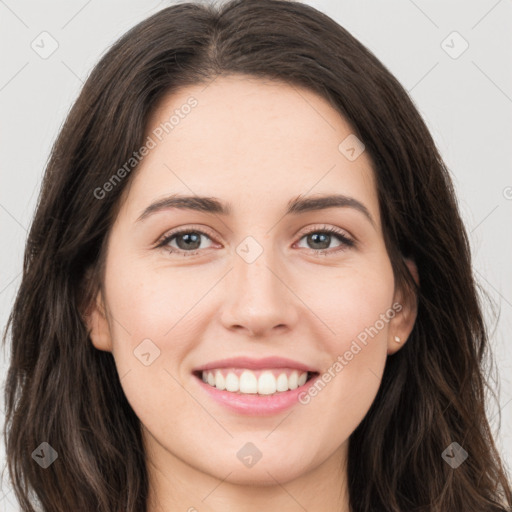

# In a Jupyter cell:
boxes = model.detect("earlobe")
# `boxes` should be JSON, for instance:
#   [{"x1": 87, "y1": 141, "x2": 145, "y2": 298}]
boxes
[
  {"x1": 83, "y1": 290, "x2": 113, "y2": 352},
  {"x1": 387, "y1": 258, "x2": 419, "y2": 355}
]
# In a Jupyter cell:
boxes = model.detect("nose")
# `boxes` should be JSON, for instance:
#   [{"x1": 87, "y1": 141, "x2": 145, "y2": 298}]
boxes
[{"x1": 220, "y1": 245, "x2": 299, "y2": 338}]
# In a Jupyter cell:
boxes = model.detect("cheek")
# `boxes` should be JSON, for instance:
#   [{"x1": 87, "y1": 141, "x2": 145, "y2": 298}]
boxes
[
  {"x1": 308, "y1": 255, "x2": 395, "y2": 352},
  {"x1": 103, "y1": 255, "x2": 211, "y2": 345},
  {"x1": 100, "y1": 257, "x2": 211, "y2": 425},
  {"x1": 299, "y1": 258, "x2": 395, "y2": 417}
]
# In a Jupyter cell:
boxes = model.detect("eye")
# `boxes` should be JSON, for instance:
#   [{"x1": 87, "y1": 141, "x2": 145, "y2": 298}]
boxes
[
  {"x1": 156, "y1": 227, "x2": 215, "y2": 256},
  {"x1": 295, "y1": 225, "x2": 355, "y2": 255},
  {"x1": 155, "y1": 224, "x2": 355, "y2": 257}
]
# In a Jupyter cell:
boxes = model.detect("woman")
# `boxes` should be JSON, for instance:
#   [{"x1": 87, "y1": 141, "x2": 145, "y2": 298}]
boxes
[{"x1": 3, "y1": 0, "x2": 511, "y2": 511}]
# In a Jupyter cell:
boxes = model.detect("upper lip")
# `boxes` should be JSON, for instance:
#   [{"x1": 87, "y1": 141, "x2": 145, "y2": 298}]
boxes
[{"x1": 193, "y1": 356, "x2": 319, "y2": 374}]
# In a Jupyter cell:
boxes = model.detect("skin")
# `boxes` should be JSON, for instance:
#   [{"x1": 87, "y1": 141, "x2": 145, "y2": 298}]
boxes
[{"x1": 86, "y1": 75, "x2": 418, "y2": 512}]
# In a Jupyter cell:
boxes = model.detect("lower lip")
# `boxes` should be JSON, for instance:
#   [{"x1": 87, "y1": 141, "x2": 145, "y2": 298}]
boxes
[{"x1": 193, "y1": 373, "x2": 320, "y2": 415}]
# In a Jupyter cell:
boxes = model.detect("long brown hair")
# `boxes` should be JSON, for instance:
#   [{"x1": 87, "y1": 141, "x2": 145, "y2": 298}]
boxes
[{"x1": 3, "y1": 1, "x2": 511, "y2": 510}]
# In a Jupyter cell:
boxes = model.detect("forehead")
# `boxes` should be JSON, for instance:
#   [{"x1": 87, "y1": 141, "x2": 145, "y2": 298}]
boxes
[{"x1": 123, "y1": 75, "x2": 379, "y2": 225}]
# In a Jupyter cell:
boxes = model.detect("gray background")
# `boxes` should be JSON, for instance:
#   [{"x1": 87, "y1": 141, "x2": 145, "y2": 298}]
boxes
[{"x1": 1, "y1": 0, "x2": 511, "y2": 509}]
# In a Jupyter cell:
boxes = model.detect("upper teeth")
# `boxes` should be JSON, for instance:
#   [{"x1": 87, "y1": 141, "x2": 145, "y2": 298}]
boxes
[{"x1": 201, "y1": 369, "x2": 308, "y2": 395}]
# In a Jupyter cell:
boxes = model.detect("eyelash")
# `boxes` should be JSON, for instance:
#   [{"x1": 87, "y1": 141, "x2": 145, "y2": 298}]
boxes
[{"x1": 155, "y1": 224, "x2": 355, "y2": 258}]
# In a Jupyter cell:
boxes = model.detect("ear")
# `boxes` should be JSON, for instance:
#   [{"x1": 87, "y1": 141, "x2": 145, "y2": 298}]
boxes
[
  {"x1": 83, "y1": 287, "x2": 113, "y2": 353},
  {"x1": 387, "y1": 258, "x2": 419, "y2": 355}
]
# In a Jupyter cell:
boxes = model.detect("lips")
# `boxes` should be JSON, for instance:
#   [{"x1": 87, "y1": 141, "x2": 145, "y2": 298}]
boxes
[
  {"x1": 193, "y1": 363, "x2": 323, "y2": 415},
  {"x1": 192, "y1": 356, "x2": 319, "y2": 374}
]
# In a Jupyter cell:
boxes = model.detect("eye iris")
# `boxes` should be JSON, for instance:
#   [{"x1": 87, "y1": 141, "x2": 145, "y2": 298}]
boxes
[
  {"x1": 167, "y1": 229, "x2": 344, "y2": 254},
  {"x1": 176, "y1": 232, "x2": 201, "y2": 250},
  {"x1": 308, "y1": 233, "x2": 330, "y2": 250}
]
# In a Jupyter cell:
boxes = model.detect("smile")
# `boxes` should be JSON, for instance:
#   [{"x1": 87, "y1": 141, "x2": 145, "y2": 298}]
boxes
[
  {"x1": 192, "y1": 369, "x2": 321, "y2": 416},
  {"x1": 196, "y1": 368, "x2": 317, "y2": 395}
]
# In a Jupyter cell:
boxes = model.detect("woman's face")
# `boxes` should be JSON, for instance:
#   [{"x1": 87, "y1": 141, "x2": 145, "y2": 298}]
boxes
[{"x1": 87, "y1": 75, "x2": 416, "y2": 498}]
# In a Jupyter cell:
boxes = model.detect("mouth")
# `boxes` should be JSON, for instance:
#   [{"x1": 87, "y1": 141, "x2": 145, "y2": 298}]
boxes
[{"x1": 192, "y1": 368, "x2": 320, "y2": 396}]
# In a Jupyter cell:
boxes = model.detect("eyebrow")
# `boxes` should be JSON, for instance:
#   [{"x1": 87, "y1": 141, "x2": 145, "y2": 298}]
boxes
[{"x1": 136, "y1": 193, "x2": 375, "y2": 227}]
